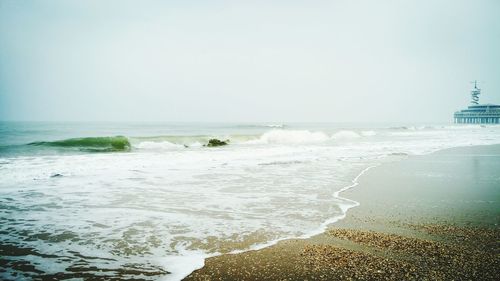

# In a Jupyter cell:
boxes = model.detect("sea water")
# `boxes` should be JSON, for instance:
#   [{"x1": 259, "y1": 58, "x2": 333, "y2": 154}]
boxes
[{"x1": 1, "y1": 122, "x2": 499, "y2": 280}]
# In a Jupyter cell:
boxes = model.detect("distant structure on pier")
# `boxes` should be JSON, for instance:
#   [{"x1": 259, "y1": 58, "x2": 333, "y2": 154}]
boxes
[{"x1": 454, "y1": 81, "x2": 500, "y2": 124}]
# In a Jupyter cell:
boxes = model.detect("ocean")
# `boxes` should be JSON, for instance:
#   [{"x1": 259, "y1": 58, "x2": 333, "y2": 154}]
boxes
[{"x1": 1, "y1": 122, "x2": 499, "y2": 280}]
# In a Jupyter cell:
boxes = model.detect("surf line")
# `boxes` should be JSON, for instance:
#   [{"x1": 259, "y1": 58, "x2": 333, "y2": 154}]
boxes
[
  {"x1": 315, "y1": 164, "x2": 380, "y2": 236},
  {"x1": 233, "y1": 164, "x2": 381, "y2": 254},
  {"x1": 235, "y1": 165, "x2": 382, "y2": 253},
  {"x1": 164, "y1": 164, "x2": 380, "y2": 281}
]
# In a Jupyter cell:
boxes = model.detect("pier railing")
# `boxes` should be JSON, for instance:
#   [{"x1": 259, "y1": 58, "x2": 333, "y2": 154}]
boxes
[
  {"x1": 453, "y1": 111, "x2": 500, "y2": 117},
  {"x1": 453, "y1": 111, "x2": 500, "y2": 124}
]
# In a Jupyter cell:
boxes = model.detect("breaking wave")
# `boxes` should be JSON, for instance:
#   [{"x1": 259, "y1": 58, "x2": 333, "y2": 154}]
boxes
[
  {"x1": 19, "y1": 129, "x2": 375, "y2": 155},
  {"x1": 361, "y1": 130, "x2": 377, "y2": 136},
  {"x1": 245, "y1": 130, "x2": 330, "y2": 144},
  {"x1": 29, "y1": 136, "x2": 131, "y2": 152},
  {"x1": 331, "y1": 130, "x2": 361, "y2": 139}
]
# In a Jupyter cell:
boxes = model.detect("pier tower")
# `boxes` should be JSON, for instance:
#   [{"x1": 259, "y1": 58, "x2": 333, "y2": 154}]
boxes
[{"x1": 454, "y1": 81, "x2": 500, "y2": 124}]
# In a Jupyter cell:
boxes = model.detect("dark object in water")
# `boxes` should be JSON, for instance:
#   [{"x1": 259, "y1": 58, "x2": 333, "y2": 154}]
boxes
[
  {"x1": 51, "y1": 173, "x2": 63, "y2": 178},
  {"x1": 206, "y1": 139, "x2": 228, "y2": 147}
]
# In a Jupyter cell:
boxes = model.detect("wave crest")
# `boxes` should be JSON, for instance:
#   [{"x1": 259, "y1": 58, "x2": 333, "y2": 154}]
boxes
[
  {"x1": 246, "y1": 130, "x2": 330, "y2": 144},
  {"x1": 29, "y1": 136, "x2": 131, "y2": 152},
  {"x1": 361, "y1": 130, "x2": 377, "y2": 137},
  {"x1": 134, "y1": 141, "x2": 186, "y2": 150},
  {"x1": 331, "y1": 130, "x2": 361, "y2": 139}
]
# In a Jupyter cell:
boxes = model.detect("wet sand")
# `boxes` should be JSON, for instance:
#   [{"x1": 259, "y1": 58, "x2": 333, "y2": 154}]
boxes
[{"x1": 185, "y1": 144, "x2": 500, "y2": 280}]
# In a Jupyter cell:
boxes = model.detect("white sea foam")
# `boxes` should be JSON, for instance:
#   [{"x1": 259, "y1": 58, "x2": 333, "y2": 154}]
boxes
[
  {"x1": 246, "y1": 129, "x2": 330, "y2": 144},
  {"x1": 1, "y1": 125, "x2": 500, "y2": 280},
  {"x1": 160, "y1": 250, "x2": 208, "y2": 281},
  {"x1": 135, "y1": 141, "x2": 185, "y2": 150},
  {"x1": 361, "y1": 130, "x2": 377, "y2": 136},
  {"x1": 331, "y1": 130, "x2": 361, "y2": 139}
]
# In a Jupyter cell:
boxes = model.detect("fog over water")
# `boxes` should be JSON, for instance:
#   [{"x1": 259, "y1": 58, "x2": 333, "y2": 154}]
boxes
[{"x1": 1, "y1": 0, "x2": 499, "y2": 123}]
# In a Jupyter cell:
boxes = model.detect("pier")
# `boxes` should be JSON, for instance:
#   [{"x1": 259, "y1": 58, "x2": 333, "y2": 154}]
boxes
[{"x1": 454, "y1": 82, "x2": 500, "y2": 124}]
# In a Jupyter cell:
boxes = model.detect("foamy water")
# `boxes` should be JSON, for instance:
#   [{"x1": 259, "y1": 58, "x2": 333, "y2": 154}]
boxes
[{"x1": 1, "y1": 122, "x2": 499, "y2": 280}]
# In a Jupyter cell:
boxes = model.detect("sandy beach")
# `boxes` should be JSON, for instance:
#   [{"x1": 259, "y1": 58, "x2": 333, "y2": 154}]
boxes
[{"x1": 185, "y1": 144, "x2": 500, "y2": 280}]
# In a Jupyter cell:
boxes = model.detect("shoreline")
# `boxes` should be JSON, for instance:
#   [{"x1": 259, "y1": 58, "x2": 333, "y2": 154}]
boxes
[
  {"x1": 168, "y1": 164, "x2": 382, "y2": 281},
  {"x1": 184, "y1": 144, "x2": 500, "y2": 280}
]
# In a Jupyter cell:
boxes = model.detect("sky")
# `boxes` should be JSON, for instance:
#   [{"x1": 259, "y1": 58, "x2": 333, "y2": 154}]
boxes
[{"x1": 1, "y1": 0, "x2": 499, "y2": 123}]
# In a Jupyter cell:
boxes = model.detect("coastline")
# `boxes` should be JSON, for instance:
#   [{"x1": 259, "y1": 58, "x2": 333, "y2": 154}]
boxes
[
  {"x1": 184, "y1": 144, "x2": 500, "y2": 280},
  {"x1": 167, "y1": 164, "x2": 382, "y2": 281}
]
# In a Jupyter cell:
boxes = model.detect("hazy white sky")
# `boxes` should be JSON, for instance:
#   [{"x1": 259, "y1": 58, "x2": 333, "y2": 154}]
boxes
[{"x1": 1, "y1": 0, "x2": 499, "y2": 122}]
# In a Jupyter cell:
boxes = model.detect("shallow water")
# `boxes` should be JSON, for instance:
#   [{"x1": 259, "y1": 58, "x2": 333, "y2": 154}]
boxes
[{"x1": 1, "y1": 122, "x2": 499, "y2": 280}]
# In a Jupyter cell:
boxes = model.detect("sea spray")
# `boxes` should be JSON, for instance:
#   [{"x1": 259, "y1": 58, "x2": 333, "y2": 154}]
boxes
[{"x1": 246, "y1": 129, "x2": 330, "y2": 144}]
